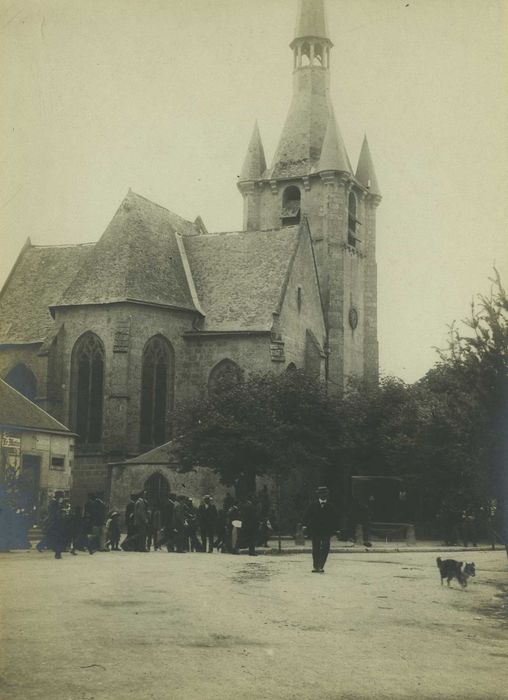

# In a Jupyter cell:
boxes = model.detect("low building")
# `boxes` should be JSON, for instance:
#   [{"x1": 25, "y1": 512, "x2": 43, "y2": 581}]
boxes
[
  {"x1": 108, "y1": 441, "x2": 229, "y2": 519},
  {"x1": 0, "y1": 378, "x2": 75, "y2": 520}
]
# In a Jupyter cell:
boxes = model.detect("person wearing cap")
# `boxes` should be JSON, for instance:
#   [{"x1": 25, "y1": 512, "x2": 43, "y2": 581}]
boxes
[
  {"x1": 198, "y1": 495, "x2": 218, "y2": 553},
  {"x1": 302, "y1": 486, "x2": 339, "y2": 573}
]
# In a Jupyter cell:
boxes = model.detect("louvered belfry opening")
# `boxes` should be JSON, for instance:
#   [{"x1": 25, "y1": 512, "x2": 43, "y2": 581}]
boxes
[
  {"x1": 73, "y1": 332, "x2": 105, "y2": 444},
  {"x1": 348, "y1": 191, "x2": 358, "y2": 247},
  {"x1": 282, "y1": 186, "x2": 301, "y2": 225}
]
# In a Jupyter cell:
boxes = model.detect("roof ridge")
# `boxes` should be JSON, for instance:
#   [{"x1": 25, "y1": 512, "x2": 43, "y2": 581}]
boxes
[
  {"x1": 30, "y1": 242, "x2": 96, "y2": 250},
  {"x1": 196, "y1": 226, "x2": 300, "y2": 238},
  {"x1": 128, "y1": 190, "x2": 197, "y2": 227}
]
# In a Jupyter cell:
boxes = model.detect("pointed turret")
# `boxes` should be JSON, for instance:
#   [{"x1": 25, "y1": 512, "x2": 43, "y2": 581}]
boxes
[
  {"x1": 318, "y1": 110, "x2": 352, "y2": 173},
  {"x1": 239, "y1": 122, "x2": 267, "y2": 182},
  {"x1": 292, "y1": 0, "x2": 331, "y2": 46},
  {"x1": 356, "y1": 135, "x2": 381, "y2": 197}
]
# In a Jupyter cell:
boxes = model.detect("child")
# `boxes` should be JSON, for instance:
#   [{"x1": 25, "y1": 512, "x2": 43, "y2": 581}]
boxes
[{"x1": 106, "y1": 511, "x2": 121, "y2": 551}]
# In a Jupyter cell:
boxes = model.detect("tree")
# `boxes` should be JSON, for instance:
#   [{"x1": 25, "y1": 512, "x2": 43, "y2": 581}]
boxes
[
  {"x1": 427, "y1": 271, "x2": 508, "y2": 549},
  {"x1": 173, "y1": 369, "x2": 343, "y2": 528}
]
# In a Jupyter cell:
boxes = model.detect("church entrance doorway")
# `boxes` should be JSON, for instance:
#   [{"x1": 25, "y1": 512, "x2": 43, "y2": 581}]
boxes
[{"x1": 144, "y1": 472, "x2": 169, "y2": 508}]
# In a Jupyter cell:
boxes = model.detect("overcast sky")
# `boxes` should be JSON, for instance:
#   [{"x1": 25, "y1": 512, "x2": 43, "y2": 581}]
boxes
[{"x1": 1, "y1": 0, "x2": 507, "y2": 382}]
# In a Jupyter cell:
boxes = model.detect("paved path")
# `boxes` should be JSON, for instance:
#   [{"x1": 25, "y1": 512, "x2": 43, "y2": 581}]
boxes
[{"x1": 0, "y1": 549, "x2": 506, "y2": 699}]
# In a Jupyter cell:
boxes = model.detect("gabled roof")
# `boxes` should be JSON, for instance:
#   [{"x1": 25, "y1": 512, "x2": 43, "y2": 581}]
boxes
[
  {"x1": 0, "y1": 379, "x2": 73, "y2": 435},
  {"x1": 54, "y1": 191, "x2": 202, "y2": 313},
  {"x1": 0, "y1": 239, "x2": 93, "y2": 344},
  {"x1": 183, "y1": 226, "x2": 301, "y2": 332},
  {"x1": 239, "y1": 122, "x2": 267, "y2": 181},
  {"x1": 356, "y1": 135, "x2": 381, "y2": 197}
]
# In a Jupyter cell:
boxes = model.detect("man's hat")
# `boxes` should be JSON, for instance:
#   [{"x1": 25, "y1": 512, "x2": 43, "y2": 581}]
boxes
[
  {"x1": 316, "y1": 486, "x2": 329, "y2": 495},
  {"x1": 54, "y1": 490, "x2": 65, "y2": 498}
]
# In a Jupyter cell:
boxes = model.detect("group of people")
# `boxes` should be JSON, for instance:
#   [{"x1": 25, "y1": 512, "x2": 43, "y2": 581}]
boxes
[
  {"x1": 120, "y1": 491, "x2": 272, "y2": 556},
  {"x1": 37, "y1": 491, "x2": 110, "y2": 558},
  {"x1": 36, "y1": 489, "x2": 273, "y2": 559},
  {"x1": 437, "y1": 498, "x2": 498, "y2": 548}
]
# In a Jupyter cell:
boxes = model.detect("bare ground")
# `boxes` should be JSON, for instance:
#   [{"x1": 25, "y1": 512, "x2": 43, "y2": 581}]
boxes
[{"x1": 0, "y1": 549, "x2": 506, "y2": 700}]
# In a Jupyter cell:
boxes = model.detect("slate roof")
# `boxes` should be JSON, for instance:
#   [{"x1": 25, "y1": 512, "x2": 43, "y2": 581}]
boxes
[
  {"x1": 0, "y1": 379, "x2": 73, "y2": 435},
  {"x1": 183, "y1": 226, "x2": 301, "y2": 331},
  {"x1": 1, "y1": 191, "x2": 306, "y2": 343},
  {"x1": 54, "y1": 191, "x2": 201, "y2": 312},
  {"x1": 0, "y1": 241, "x2": 93, "y2": 344}
]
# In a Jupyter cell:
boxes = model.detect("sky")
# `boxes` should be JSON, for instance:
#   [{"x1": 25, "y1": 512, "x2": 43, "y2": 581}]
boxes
[{"x1": 1, "y1": 0, "x2": 507, "y2": 382}]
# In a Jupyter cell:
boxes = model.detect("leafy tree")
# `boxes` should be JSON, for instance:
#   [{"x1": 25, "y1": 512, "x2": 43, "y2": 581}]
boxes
[
  {"x1": 425, "y1": 271, "x2": 508, "y2": 547},
  {"x1": 338, "y1": 376, "x2": 418, "y2": 479},
  {"x1": 173, "y1": 369, "x2": 343, "y2": 527}
]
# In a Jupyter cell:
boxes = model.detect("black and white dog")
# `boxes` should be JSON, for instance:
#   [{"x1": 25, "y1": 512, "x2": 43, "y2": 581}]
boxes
[{"x1": 437, "y1": 557, "x2": 476, "y2": 588}]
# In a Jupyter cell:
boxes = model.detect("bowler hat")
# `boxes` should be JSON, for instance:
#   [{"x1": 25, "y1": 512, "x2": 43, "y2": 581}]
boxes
[
  {"x1": 316, "y1": 486, "x2": 329, "y2": 494},
  {"x1": 54, "y1": 490, "x2": 65, "y2": 498}
]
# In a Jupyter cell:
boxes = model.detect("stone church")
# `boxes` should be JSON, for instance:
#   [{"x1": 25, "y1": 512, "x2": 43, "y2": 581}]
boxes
[{"x1": 0, "y1": 0, "x2": 381, "y2": 509}]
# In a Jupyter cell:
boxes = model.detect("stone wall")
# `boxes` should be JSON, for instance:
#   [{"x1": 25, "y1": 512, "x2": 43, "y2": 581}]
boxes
[
  {"x1": 277, "y1": 227, "x2": 326, "y2": 373},
  {"x1": 108, "y1": 462, "x2": 228, "y2": 520},
  {"x1": 239, "y1": 171, "x2": 378, "y2": 390}
]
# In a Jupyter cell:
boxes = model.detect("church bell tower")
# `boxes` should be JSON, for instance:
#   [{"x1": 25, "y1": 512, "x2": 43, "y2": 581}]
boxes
[{"x1": 237, "y1": 0, "x2": 381, "y2": 391}]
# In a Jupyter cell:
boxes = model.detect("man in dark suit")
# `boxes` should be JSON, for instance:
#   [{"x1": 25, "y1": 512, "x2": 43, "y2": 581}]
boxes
[
  {"x1": 240, "y1": 498, "x2": 258, "y2": 556},
  {"x1": 198, "y1": 495, "x2": 218, "y2": 553},
  {"x1": 45, "y1": 490, "x2": 67, "y2": 559},
  {"x1": 302, "y1": 486, "x2": 339, "y2": 573}
]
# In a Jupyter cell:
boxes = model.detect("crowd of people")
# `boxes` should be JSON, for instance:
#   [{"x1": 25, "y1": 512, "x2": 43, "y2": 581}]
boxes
[
  {"x1": 437, "y1": 498, "x2": 498, "y2": 548},
  {"x1": 36, "y1": 488, "x2": 273, "y2": 559}
]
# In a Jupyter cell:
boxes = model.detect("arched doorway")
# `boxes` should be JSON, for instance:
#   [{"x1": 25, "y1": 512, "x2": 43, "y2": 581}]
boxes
[{"x1": 144, "y1": 472, "x2": 170, "y2": 508}]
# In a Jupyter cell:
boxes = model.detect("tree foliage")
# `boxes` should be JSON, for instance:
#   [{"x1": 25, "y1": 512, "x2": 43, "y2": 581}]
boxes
[
  {"x1": 173, "y1": 272, "x2": 507, "y2": 533},
  {"x1": 174, "y1": 369, "x2": 342, "y2": 496}
]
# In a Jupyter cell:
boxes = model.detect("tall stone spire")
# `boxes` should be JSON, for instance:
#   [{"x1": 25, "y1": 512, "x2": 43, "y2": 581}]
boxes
[
  {"x1": 269, "y1": 0, "x2": 351, "y2": 180},
  {"x1": 355, "y1": 135, "x2": 381, "y2": 197}
]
